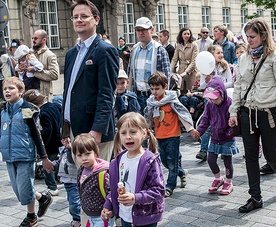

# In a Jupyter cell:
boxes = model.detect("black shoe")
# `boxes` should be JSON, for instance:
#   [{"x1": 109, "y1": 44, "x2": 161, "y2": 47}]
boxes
[
  {"x1": 37, "y1": 192, "x2": 53, "y2": 218},
  {"x1": 260, "y1": 163, "x2": 275, "y2": 174},
  {"x1": 196, "y1": 151, "x2": 207, "y2": 161},
  {"x1": 19, "y1": 216, "x2": 38, "y2": 227},
  {"x1": 239, "y1": 198, "x2": 263, "y2": 213}
]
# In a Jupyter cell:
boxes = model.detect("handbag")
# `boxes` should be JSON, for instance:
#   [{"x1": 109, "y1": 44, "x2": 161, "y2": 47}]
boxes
[{"x1": 231, "y1": 56, "x2": 267, "y2": 137}]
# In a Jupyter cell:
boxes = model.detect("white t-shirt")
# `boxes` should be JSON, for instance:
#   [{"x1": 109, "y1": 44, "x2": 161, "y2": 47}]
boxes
[{"x1": 118, "y1": 151, "x2": 142, "y2": 223}]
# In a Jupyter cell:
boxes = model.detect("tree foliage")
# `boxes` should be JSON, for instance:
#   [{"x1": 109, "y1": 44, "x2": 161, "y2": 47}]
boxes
[{"x1": 241, "y1": 0, "x2": 276, "y2": 18}]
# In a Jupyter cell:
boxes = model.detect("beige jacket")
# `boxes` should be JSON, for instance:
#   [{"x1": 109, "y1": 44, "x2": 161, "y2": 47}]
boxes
[
  {"x1": 195, "y1": 37, "x2": 213, "y2": 52},
  {"x1": 229, "y1": 52, "x2": 276, "y2": 117},
  {"x1": 33, "y1": 46, "x2": 59, "y2": 100},
  {"x1": 171, "y1": 42, "x2": 198, "y2": 94}
]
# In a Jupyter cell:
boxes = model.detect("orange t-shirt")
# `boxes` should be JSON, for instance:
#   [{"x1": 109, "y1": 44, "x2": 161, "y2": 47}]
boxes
[{"x1": 153, "y1": 99, "x2": 181, "y2": 139}]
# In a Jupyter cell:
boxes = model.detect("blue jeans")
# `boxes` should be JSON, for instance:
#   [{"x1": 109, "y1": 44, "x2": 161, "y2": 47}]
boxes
[
  {"x1": 88, "y1": 215, "x2": 114, "y2": 227},
  {"x1": 201, "y1": 126, "x2": 210, "y2": 152},
  {"x1": 43, "y1": 153, "x2": 58, "y2": 190},
  {"x1": 136, "y1": 93, "x2": 149, "y2": 115},
  {"x1": 64, "y1": 183, "x2": 81, "y2": 221},
  {"x1": 158, "y1": 136, "x2": 184, "y2": 191},
  {"x1": 121, "y1": 219, "x2": 157, "y2": 227},
  {"x1": 179, "y1": 95, "x2": 199, "y2": 110},
  {"x1": 6, "y1": 161, "x2": 36, "y2": 205}
]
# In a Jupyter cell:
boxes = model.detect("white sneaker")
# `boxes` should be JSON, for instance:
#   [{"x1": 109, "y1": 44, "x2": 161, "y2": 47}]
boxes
[
  {"x1": 71, "y1": 220, "x2": 81, "y2": 227},
  {"x1": 180, "y1": 169, "x2": 188, "y2": 188},
  {"x1": 46, "y1": 189, "x2": 59, "y2": 196}
]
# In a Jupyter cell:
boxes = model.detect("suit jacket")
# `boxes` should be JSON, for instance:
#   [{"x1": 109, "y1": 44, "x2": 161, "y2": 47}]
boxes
[
  {"x1": 195, "y1": 37, "x2": 213, "y2": 52},
  {"x1": 63, "y1": 35, "x2": 119, "y2": 142}
]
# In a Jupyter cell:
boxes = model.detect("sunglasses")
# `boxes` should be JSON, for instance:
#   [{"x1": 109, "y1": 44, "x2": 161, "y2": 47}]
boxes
[{"x1": 202, "y1": 32, "x2": 209, "y2": 34}]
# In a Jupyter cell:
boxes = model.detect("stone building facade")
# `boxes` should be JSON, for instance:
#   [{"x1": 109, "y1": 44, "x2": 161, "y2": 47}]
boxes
[{"x1": 2, "y1": 0, "x2": 272, "y2": 73}]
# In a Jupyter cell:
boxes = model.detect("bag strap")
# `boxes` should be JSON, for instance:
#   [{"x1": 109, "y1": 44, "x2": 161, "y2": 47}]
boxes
[
  {"x1": 98, "y1": 170, "x2": 107, "y2": 199},
  {"x1": 243, "y1": 56, "x2": 267, "y2": 102}
]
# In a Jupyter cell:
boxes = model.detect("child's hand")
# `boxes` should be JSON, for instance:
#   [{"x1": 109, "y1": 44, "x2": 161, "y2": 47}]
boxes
[
  {"x1": 101, "y1": 208, "x2": 113, "y2": 221},
  {"x1": 26, "y1": 66, "x2": 35, "y2": 73},
  {"x1": 61, "y1": 137, "x2": 71, "y2": 149},
  {"x1": 118, "y1": 192, "x2": 135, "y2": 206},
  {"x1": 189, "y1": 129, "x2": 200, "y2": 140}
]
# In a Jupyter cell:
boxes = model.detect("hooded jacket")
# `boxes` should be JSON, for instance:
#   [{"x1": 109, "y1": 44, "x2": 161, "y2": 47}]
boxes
[
  {"x1": 115, "y1": 90, "x2": 141, "y2": 119},
  {"x1": 77, "y1": 158, "x2": 110, "y2": 216},
  {"x1": 104, "y1": 149, "x2": 165, "y2": 226},
  {"x1": 197, "y1": 77, "x2": 234, "y2": 144}
]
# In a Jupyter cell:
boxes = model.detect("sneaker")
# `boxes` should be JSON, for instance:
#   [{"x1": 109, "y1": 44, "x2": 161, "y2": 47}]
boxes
[
  {"x1": 46, "y1": 188, "x2": 59, "y2": 196},
  {"x1": 164, "y1": 188, "x2": 173, "y2": 198},
  {"x1": 220, "y1": 182, "x2": 233, "y2": 195},
  {"x1": 196, "y1": 151, "x2": 207, "y2": 161},
  {"x1": 180, "y1": 170, "x2": 188, "y2": 188},
  {"x1": 71, "y1": 220, "x2": 81, "y2": 227},
  {"x1": 19, "y1": 216, "x2": 38, "y2": 227},
  {"x1": 37, "y1": 192, "x2": 53, "y2": 218},
  {"x1": 208, "y1": 178, "x2": 224, "y2": 193}
]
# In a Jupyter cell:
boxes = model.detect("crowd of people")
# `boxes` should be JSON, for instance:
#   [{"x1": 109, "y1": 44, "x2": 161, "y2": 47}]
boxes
[{"x1": 1, "y1": 0, "x2": 276, "y2": 226}]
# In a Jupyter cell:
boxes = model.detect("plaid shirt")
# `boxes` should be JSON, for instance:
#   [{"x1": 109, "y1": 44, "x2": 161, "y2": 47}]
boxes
[{"x1": 128, "y1": 40, "x2": 171, "y2": 91}]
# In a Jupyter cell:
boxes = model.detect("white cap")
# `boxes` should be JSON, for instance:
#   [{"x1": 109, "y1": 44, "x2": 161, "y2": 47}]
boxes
[
  {"x1": 14, "y1": 45, "x2": 30, "y2": 60},
  {"x1": 117, "y1": 69, "x2": 128, "y2": 79},
  {"x1": 135, "y1": 17, "x2": 153, "y2": 29}
]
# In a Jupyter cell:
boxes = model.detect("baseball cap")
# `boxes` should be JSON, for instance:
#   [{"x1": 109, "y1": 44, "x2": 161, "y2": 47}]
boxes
[
  {"x1": 135, "y1": 17, "x2": 153, "y2": 29},
  {"x1": 24, "y1": 89, "x2": 46, "y2": 106},
  {"x1": 117, "y1": 69, "x2": 128, "y2": 79},
  {"x1": 203, "y1": 87, "x2": 220, "y2": 99},
  {"x1": 11, "y1": 42, "x2": 18, "y2": 47},
  {"x1": 14, "y1": 45, "x2": 30, "y2": 61}
]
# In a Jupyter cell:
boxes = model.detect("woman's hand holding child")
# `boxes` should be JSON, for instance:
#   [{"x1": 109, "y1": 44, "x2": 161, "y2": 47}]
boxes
[
  {"x1": 101, "y1": 208, "x2": 113, "y2": 221},
  {"x1": 189, "y1": 129, "x2": 200, "y2": 140}
]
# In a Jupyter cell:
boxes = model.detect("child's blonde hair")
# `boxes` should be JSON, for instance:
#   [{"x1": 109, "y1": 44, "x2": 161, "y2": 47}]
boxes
[
  {"x1": 72, "y1": 133, "x2": 99, "y2": 157},
  {"x1": 2, "y1": 76, "x2": 25, "y2": 92},
  {"x1": 208, "y1": 45, "x2": 229, "y2": 73},
  {"x1": 113, "y1": 112, "x2": 157, "y2": 156}
]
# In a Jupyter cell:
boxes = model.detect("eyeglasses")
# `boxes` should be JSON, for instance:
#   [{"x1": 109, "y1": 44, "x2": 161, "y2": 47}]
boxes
[
  {"x1": 71, "y1": 15, "x2": 93, "y2": 21},
  {"x1": 32, "y1": 37, "x2": 42, "y2": 40},
  {"x1": 202, "y1": 32, "x2": 209, "y2": 34},
  {"x1": 135, "y1": 27, "x2": 151, "y2": 32}
]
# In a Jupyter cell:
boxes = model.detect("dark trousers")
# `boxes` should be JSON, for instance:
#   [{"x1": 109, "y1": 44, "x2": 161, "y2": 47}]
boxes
[{"x1": 241, "y1": 107, "x2": 276, "y2": 198}]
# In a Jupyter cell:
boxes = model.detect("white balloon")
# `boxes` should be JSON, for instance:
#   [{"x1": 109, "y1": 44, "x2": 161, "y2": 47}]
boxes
[
  {"x1": 241, "y1": 22, "x2": 248, "y2": 43},
  {"x1": 195, "y1": 51, "x2": 215, "y2": 75}
]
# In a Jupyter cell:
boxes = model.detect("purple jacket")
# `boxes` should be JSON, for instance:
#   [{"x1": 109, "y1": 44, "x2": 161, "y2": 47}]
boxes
[
  {"x1": 197, "y1": 76, "x2": 234, "y2": 144},
  {"x1": 104, "y1": 148, "x2": 165, "y2": 225}
]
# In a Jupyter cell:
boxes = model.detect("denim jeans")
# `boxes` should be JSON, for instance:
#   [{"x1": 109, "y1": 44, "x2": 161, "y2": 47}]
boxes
[
  {"x1": 158, "y1": 136, "x2": 184, "y2": 190},
  {"x1": 136, "y1": 93, "x2": 149, "y2": 115},
  {"x1": 121, "y1": 219, "x2": 157, "y2": 227},
  {"x1": 179, "y1": 95, "x2": 199, "y2": 110},
  {"x1": 88, "y1": 215, "x2": 114, "y2": 227},
  {"x1": 64, "y1": 183, "x2": 81, "y2": 221},
  {"x1": 43, "y1": 153, "x2": 58, "y2": 190},
  {"x1": 200, "y1": 126, "x2": 210, "y2": 152},
  {"x1": 6, "y1": 161, "x2": 36, "y2": 205}
]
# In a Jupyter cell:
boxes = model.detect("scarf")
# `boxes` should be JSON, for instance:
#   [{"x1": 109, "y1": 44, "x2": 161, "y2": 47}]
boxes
[
  {"x1": 118, "y1": 45, "x2": 125, "y2": 51},
  {"x1": 249, "y1": 45, "x2": 264, "y2": 59}
]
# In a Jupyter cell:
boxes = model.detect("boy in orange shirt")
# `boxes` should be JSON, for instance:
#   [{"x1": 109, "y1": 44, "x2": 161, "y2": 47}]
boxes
[{"x1": 144, "y1": 71, "x2": 199, "y2": 197}]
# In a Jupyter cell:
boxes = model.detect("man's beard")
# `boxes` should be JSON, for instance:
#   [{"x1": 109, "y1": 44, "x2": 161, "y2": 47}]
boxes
[{"x1": 33, "y1": 43, "x2": 42, "y2": 51}]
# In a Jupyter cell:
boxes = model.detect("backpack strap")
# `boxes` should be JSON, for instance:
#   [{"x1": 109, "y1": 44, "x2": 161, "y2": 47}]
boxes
[{"x1": 98, "y1": 170, "x2": 107, "y2": 199}]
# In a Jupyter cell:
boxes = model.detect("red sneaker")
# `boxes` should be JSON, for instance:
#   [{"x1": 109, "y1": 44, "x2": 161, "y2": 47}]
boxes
[{"x1": 208, "y1": 178, "x2": 224, "y2": 193}]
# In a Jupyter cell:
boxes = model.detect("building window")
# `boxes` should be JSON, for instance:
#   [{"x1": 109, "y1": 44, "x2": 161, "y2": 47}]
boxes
[
  {"x1": 202, "y1": 7, "x2": 211, "y2": 30},
  {"x1": 178, "y1": 5, "x2": 188, "y2": 30},
  {"x1": 241, "y1": 8, "x2": 248, "y2": 28},
  {"x1": 38, "y1": 0, "x2": 60, "y2": 49},
  {"x1": 257, "y1": 9, "x2": 263, "y2": 17},
  {"x1": 271, "y1": 12, "x2": 276, "y2": 40},
  {"x1": 156, "y1": 4, "x2": 165, "y2": 32},
  {"x1": 123, "y1": 3, "x2": 135, "y2": 44},
  {"x1": 2, "y1": 0, "x2": 10, "y2": 46},
  {"x1": 222, "y1": 7, "x2": 230, "y2": 29}
]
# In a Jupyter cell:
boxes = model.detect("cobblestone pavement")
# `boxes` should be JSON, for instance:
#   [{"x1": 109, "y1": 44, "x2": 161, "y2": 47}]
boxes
[
  {"x1": 1, "y1": 134, "x2": 276, "y2": 227},
  {"x1": 1, "y1": 75, "x2": 276, "y2": 226}
]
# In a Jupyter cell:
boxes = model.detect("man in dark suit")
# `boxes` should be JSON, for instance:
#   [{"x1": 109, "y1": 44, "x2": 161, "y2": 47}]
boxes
[
  {"x1": 62, "y1": 0, "x2": 119, "y2": 163},
  {"x1": 159, "y1": 29, "x2": 175, "y2": 62}
]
